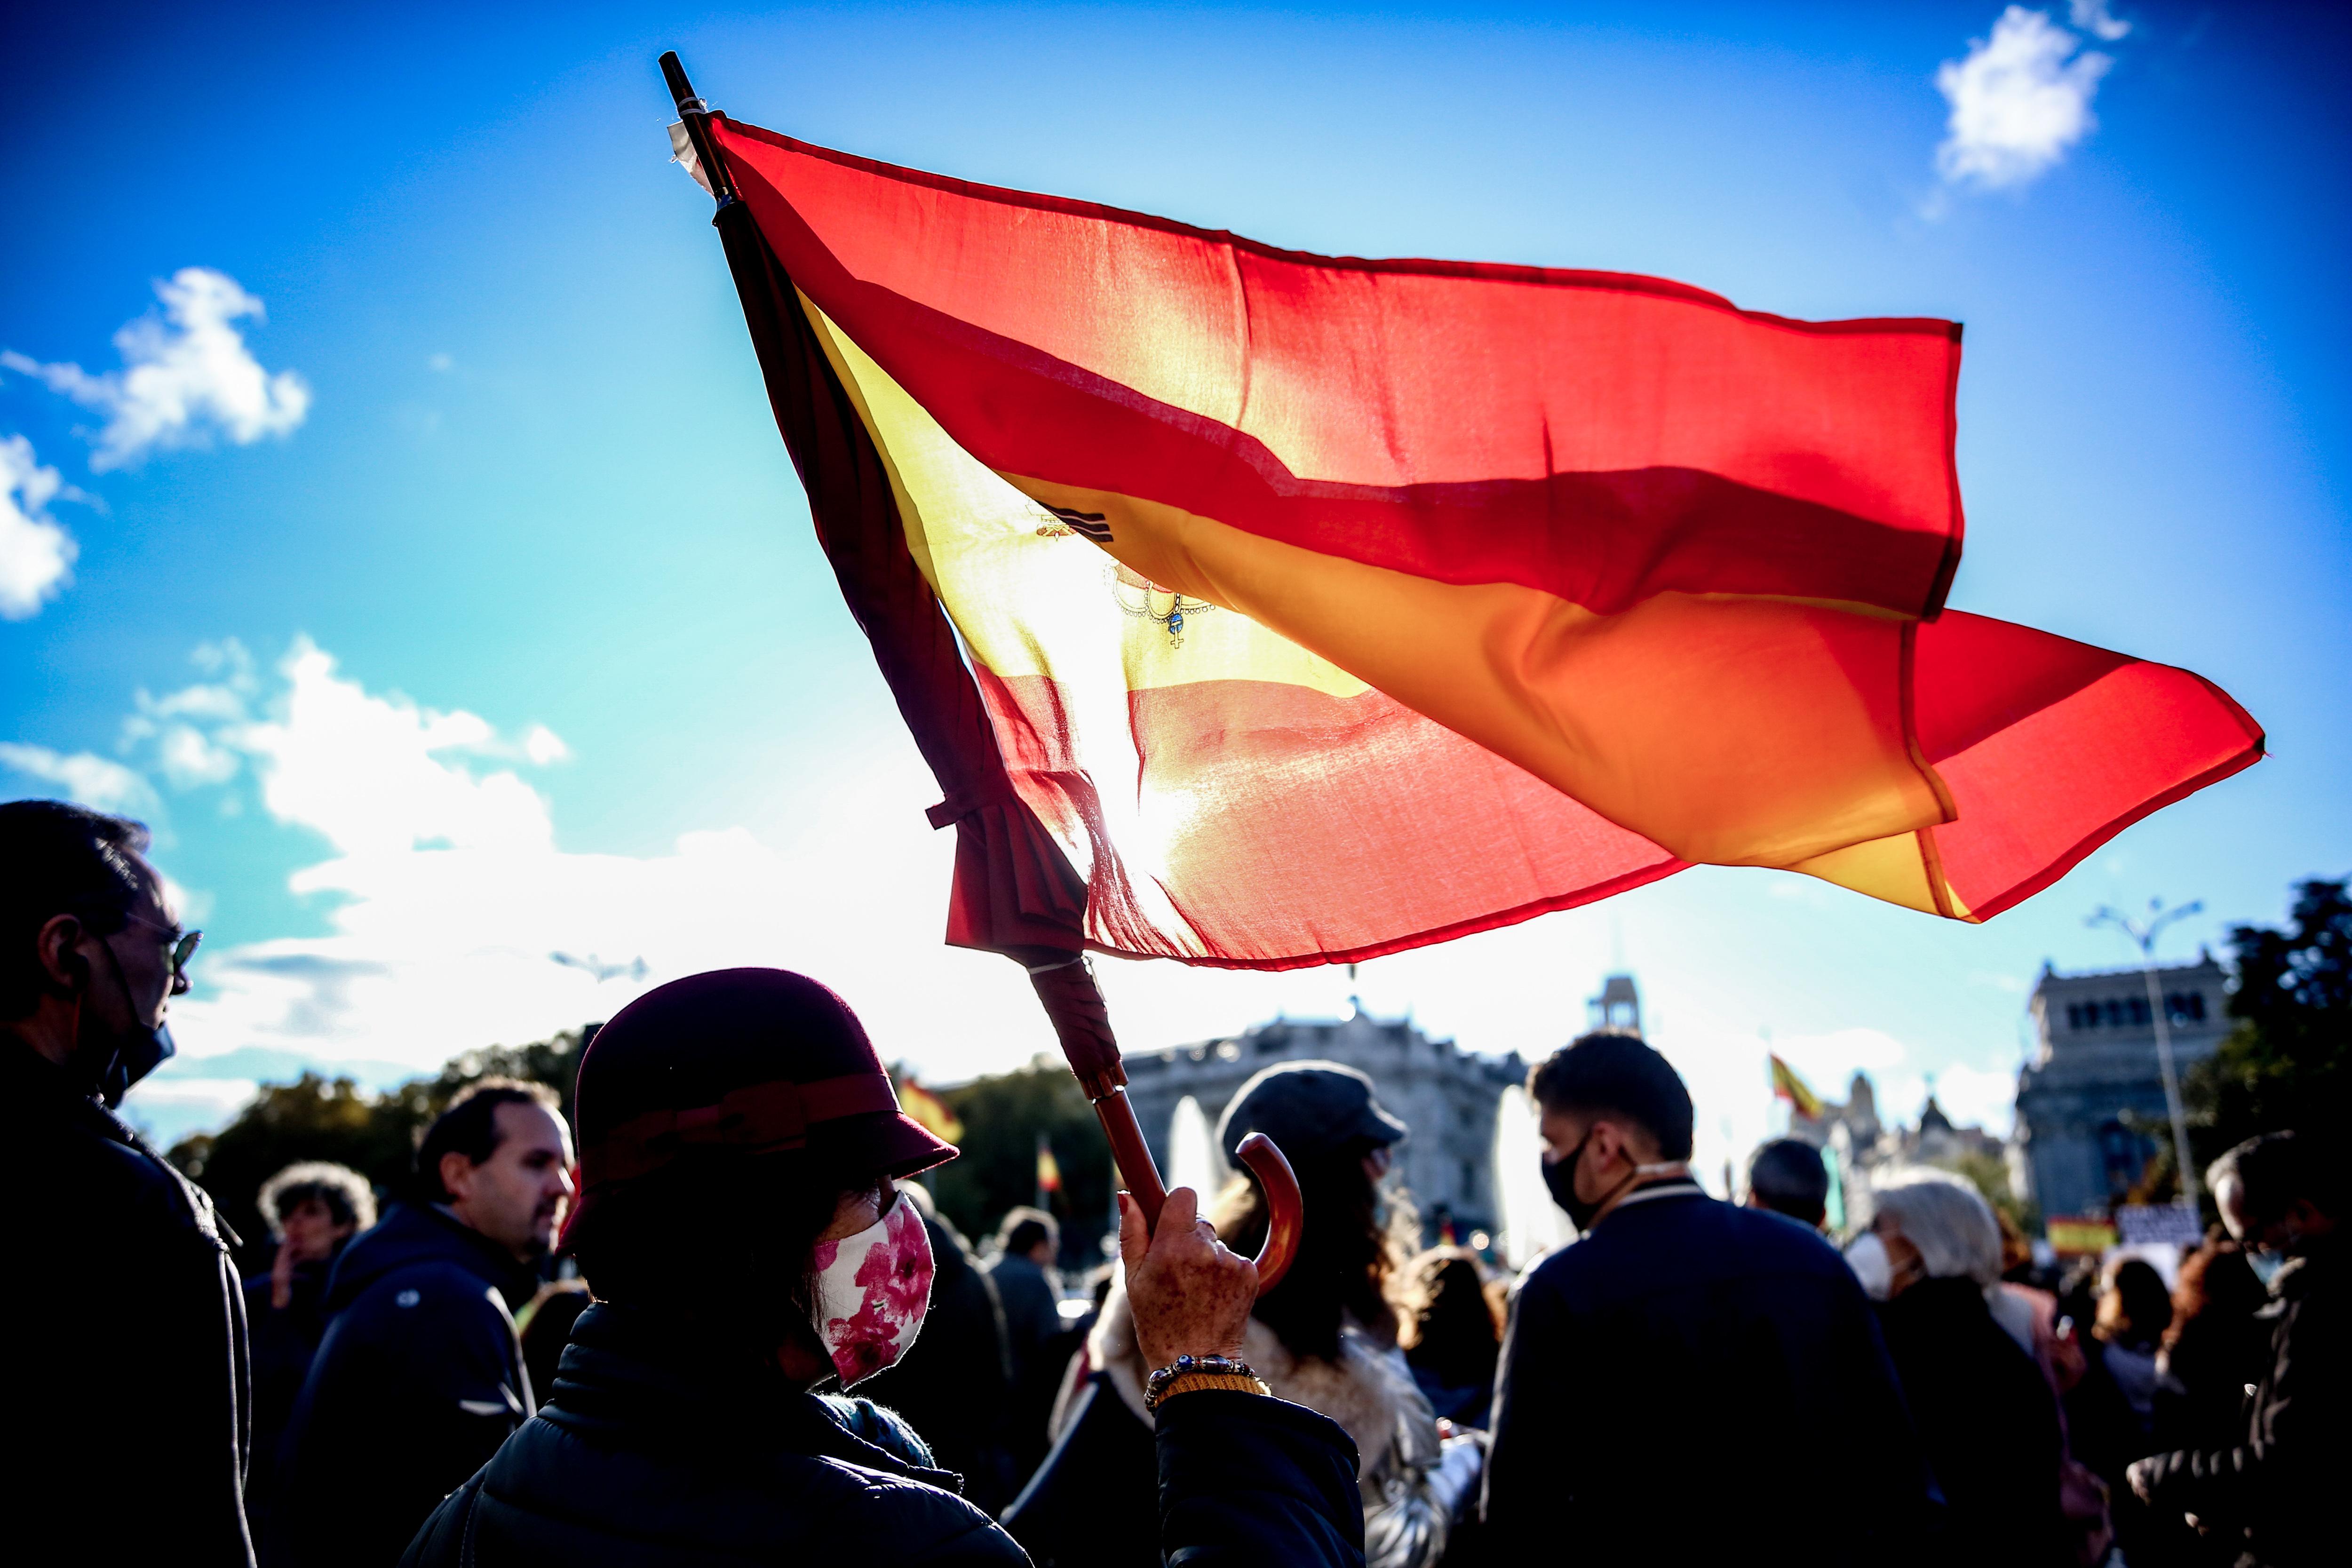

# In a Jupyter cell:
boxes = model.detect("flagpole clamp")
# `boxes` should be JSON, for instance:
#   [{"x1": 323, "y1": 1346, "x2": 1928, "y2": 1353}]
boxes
[{"x1": 658, "y1": 51, "x2": 740, "y2": 211}]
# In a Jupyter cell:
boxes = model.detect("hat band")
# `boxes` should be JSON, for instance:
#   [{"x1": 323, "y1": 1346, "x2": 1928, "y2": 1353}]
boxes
[{"x1": 587, "y1": 1073, "x2": 904, "y2": 1186}]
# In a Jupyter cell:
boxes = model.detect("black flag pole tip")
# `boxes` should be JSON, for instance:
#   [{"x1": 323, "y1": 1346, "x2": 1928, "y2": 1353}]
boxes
[{"x1": 658, "y1": 50, "x2": 738, "y2": 210}]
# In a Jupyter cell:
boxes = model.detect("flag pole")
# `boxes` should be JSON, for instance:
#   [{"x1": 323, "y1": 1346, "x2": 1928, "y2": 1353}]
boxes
[{"x1": 1025, "y1": 953, "x2": 1299, "y2": 1288}]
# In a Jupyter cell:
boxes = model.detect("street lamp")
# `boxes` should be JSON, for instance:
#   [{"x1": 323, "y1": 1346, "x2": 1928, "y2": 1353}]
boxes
[{"x1": 2087, "y1": 899, "x2": 2204, "y2": 1206}]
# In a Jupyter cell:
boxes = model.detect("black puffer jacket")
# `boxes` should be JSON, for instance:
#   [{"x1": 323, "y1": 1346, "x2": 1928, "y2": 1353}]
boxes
[
  {"x1": 271, "y1": 1204, "x2": 540, "y2": 1567},
  {"x1": 404, "y1": 1301, "x2": 1368, "y2": 1568},
  {"x1": 2, "y1": 1039, "x2": 255, "y2": 1566},
  {"x1": 402, "y1": 1300, "x2": 1027, "y2": 1567},
  {"x1": 2134, "y1": 1233, "x2": 2347, "y2": 1568}
]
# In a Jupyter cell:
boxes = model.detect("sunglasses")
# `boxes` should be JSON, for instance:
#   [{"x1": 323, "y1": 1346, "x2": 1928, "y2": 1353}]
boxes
[{"x1": 119, "y1": 911, "x2": 203, "y2": 993}]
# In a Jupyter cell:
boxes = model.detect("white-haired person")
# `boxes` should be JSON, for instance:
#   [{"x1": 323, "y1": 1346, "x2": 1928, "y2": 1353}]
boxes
[
  {"x1": 1851, "y1": 1169, "x2": 2072, "y2": 1566},
  {"x1": 246, "y1": 1161, "x2": 377, "y2": 1550}
]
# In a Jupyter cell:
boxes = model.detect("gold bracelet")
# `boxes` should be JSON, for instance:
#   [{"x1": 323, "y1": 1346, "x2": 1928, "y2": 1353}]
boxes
[{"x1": 1155, "y1": 1370, "x2": 1271, "y2": 1405}]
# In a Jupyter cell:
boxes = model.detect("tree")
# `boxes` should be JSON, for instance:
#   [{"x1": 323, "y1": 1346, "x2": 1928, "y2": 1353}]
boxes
[
  {"x1": 926, "y1": 1058, "x2": 1115, "y2": 1266},
  {"x1": 2185, "y1": 877, "x2": 2351, "y2": 1169}
]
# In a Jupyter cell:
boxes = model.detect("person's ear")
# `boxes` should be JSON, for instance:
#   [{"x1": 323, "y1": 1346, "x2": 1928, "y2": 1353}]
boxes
[
  {"x1": 35, "y1": 914, "x2": 92, "y2": 993},
  {"x1": 439, "y1": 1150, "x2": 477, "y2": 1204}
]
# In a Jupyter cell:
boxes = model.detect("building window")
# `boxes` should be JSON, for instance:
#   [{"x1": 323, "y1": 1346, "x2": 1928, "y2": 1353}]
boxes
[
  {"x1": 2066, "y1": 1003, "x2": 2084, "y2": 1030},
  {"x1": 2165, "y1": 992, "x2": 2207, "y2": 1023}
]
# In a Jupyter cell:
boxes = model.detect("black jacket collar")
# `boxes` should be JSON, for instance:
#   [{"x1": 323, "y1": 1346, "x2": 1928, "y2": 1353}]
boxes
[
  {"x1": 322, "y1": 1201, "x2": 540, "y2": 1315},
  {"x1": 4, "y1": 1034, "x2": 135, "y2": 1142},
  {"x1": 4, "y1": 1035, "x2": 237, "y2": 1245}
]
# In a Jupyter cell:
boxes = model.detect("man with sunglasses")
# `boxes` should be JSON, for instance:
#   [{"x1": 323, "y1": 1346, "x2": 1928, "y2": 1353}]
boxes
[{"x1": 1, "y1": 798, "x2": 253, "y2": 1567}]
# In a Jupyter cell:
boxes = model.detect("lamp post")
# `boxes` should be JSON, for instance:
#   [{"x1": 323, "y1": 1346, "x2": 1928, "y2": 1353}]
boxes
[{"x1": 2088, "y1": 899, "x2": 2204, "y2": 1206}]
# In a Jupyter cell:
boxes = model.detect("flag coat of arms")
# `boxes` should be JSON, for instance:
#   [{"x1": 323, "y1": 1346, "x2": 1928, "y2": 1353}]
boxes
[{"x1": 695, "y1": 118, "x2": 2261, "y2": 971}]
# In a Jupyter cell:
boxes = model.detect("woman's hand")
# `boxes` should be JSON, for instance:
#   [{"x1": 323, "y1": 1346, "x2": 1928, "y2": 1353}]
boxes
[
  {"x1": 270, "y1": 1235, "x2": 298, "y2": 1311},
  {"x1": 1119, "y1": 1185, "x2": 1256, "y2": 1369}
]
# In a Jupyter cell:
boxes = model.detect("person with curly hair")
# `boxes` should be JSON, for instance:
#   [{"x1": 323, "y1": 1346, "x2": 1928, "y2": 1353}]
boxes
[{"x1": 246, "y1": 1161, "x2": 377, "y2": 1550}]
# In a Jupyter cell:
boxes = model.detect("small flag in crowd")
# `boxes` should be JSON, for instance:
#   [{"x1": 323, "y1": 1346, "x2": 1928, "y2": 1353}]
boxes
[
  {"x1": 1769, "y1": 1054, "x2": 1826, "y2": 1121},
  {"x1": 1035, "y1": 1134, "x2": 1063, "y2": 1206},
  {"x1": 898, "y1": 1075, "x2": 963, "y2": 1145}
]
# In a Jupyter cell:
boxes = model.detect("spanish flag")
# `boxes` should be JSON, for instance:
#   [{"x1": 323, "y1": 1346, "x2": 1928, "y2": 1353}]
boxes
[
  {"x1": 898, "y1": 1075, "x2": 963, "y2": 1146},
  {"x1": 1769, "y1": 1055, "x2": 1827, "y2": 1122},
  {"x1": 700, "y1": 119, "x2": 2260, "y2": 966},
  {"x1": 1036, "y1": 1134, "x2": 1063, "y2": 1203}
]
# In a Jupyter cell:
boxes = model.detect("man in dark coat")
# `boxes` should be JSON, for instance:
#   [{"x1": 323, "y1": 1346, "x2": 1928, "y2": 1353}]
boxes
[
  {"x1": 983, "y1": 1205, "x2": 1066, "y2": 1475},
  {"x1": 0, "y1": 800, "x2": 254, "y2": 1567},
  {"x1": 272, "y1": 1079, "x2": 573, "y2": 1567},
  {"x1": 1482, "y1": 1033, "x2": 1941, "y2": 1562},
  {"x1": 398, "y1": 966, "x2": 1365, "y2": 1568},
  {"x1": 2129, "y1": 1131, "x2": 2346, "y2": 1568}
]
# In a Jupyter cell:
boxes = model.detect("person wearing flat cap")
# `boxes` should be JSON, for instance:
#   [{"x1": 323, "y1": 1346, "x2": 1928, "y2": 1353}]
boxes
[
  {"x1": 400, "y1": 969, "x2": 1368, "y2": 1568},
  {"x1": 1014, "y1": 1061, "x2": 1478, "y2": 1568}
]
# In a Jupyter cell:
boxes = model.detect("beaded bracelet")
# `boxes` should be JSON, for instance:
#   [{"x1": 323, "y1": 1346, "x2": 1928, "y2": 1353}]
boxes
[{"x1": 1143, "y1": 1353, "x2": 1265, "y2": 1411}]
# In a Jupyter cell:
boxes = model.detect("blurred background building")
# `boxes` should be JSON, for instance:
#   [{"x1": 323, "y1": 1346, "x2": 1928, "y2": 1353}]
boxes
[
  {"x1": 2012, "y1": 954, "x2": 2231, "y2": 1220},
  {"x1": 1122, "y1": 1005, "x2": 1530, "y2": 1245}
]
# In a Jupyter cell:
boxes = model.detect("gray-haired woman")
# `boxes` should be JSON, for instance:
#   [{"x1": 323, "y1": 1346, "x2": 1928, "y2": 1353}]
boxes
[{"x1": 1856, "y1": 1170, "x2": 2072, "y2": 1566}]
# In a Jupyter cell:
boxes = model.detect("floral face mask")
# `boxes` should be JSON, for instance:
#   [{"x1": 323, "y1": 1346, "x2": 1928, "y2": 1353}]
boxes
[{"x1": 808, "y1": 1187, "x2": 935, "y2": 1387}]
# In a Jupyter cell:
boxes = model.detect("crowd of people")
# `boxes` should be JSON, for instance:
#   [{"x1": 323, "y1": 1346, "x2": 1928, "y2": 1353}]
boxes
[{"x1": 8, "y1": 794, "x2": 2343, "y2": 1568}]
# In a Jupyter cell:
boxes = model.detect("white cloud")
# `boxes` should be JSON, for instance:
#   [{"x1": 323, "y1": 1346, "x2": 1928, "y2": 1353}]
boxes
[
  {"x1": 0, "y1": 435, "x2": 76, "y2": 618},
  {"x1": 522, "y1": 724, "x2": 571, "y2": 765},
  {"x1": 1936, "y1": 7, "x2": 2114, "y2": 191},
  {"x1": 156, "y1": 724, "x2": 243, "y2": 788},
  {"x1": 3, "y1": 268, "x2": 310, "y2": 470},
  {"x1": 230, "y1": 638, "x2": 555, "y2": 858},
  {"x1": 2070, "y1": 0, "x2": 2131, "y2": 43},
  {"x1": 113, "y1": 638, "x2": 1038, "y2": 1083},
  {"x1": 119, "y1": 641, "x2": 261, "y2": 786},
  {"x1": 0, "y1": 742, "x2": 159, "y2": 814}
]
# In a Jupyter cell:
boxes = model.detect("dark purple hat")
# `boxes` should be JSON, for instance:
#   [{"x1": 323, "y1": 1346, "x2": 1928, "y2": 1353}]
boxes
[{"x1": 562, "y1": 968, "x2": 955, "y2": 1246}]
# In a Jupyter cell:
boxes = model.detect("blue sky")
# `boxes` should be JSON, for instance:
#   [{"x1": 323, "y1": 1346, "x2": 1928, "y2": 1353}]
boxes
[{"x1": 4, "y1": 2, "x2": 2346, "y2": 1182}]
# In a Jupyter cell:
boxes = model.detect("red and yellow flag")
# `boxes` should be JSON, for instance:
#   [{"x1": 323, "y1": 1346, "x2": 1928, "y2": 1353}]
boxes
[
  {"x1": 1036, "y1": 1134, "x2": 1063, "y2": 1199},
  {"x1": 898, "y1": 1076, "x2": 963, "y2": 1145},
  {"x1": 1769, "y1": 1055, "x2": 1827, "y2": 1122},
  {"x1": 705, "y1": 120, "x2": 2260, "y2": 966}
]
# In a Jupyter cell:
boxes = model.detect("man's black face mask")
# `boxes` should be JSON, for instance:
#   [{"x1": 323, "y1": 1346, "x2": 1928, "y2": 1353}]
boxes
[
  {"x1": 1543, "y1": 1129, "x2": 1605, "y2": 1232},
  {"x1": 89, "y1": 937, "x2": 176, "y2": 1109}
]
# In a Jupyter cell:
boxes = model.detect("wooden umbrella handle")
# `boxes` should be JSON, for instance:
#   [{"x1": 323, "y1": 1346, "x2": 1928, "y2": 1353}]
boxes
[
  {"x1": 1232, "y1": 1130, "x2": 1303, "y2": 1292},
  {"x1": 1029, "y1": 955, "x2": 1302, "y2": 1292}
]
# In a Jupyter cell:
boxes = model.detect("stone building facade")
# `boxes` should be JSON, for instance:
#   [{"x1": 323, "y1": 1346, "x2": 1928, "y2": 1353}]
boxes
[
  {"x1": 1120, "y1": 1010, "x2": 1528, "y2": 1242},
  {"x1": 2012, "y1": 955, "x2": 2231, "y2": 1221}
]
